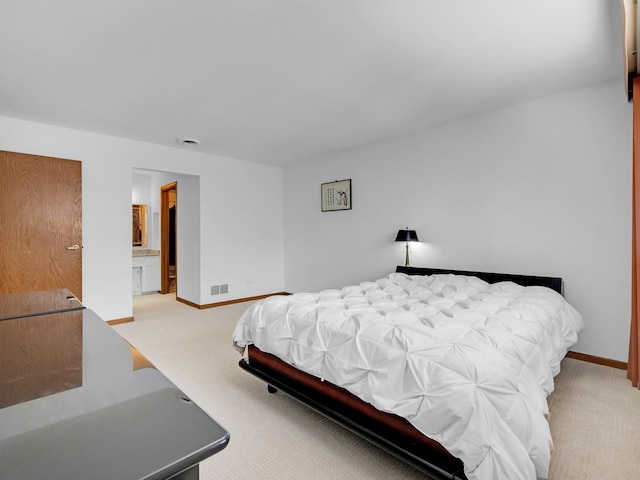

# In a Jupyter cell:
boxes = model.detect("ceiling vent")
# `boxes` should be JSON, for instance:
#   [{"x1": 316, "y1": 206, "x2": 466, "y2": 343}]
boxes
[{"x1": 177, "y1": 137, "x2": 201, "y2": 146}]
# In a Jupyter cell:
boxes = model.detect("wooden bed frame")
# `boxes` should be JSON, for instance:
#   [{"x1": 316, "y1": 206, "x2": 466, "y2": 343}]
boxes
[{"x1": 238, "y1": 266, "x2": 563, "y2": 479}]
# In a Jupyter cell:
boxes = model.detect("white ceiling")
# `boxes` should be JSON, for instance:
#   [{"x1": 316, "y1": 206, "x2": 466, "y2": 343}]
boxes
[{"x1": 0, "y1": 0, "x2": 624, "y2": 167}]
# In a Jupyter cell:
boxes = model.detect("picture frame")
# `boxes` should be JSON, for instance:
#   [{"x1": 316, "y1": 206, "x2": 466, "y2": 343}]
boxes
[{"x1": 321, "y1": 179, "x2": 352, "y2": 212}]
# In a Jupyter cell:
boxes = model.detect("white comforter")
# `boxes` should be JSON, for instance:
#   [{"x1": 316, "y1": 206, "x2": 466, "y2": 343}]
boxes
[{"x1": 233, "y1": 273, "x2": 583, "y2": 480}]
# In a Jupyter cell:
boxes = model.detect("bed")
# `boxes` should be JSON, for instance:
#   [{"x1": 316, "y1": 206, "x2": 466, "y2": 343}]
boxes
[{"x1": 233, "y1": 266, "x2": 583, "y2": 480}]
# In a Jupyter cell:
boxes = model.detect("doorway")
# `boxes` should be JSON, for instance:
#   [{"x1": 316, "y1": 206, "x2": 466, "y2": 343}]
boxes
[
  {"x1": 160, "y1": 182, "x2": 177, "y2": 294},
  {"x1": 132, "y1": 168, "x2": 199, "y2": 302}
]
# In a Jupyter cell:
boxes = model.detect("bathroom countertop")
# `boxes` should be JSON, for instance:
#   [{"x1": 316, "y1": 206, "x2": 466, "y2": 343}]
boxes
[{"x1": 132, "y1": 249, "x2": 160, "y2": 257}]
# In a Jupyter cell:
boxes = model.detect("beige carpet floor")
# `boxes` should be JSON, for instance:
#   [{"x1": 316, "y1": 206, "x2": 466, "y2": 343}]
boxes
[{"x1": 113, "y1": 293, "x2": 640, "y2": 480}]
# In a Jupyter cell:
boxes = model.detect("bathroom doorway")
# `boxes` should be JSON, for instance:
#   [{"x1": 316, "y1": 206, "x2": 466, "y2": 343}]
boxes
[
  {"x1": 160, "y1": 181, "x2": 177, "y2": 294},
  {"x1": 132, "y1": 168, "x2": 199, "y2": 302}
]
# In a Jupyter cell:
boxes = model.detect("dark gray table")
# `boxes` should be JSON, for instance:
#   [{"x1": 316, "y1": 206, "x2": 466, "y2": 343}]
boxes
[{"x1": 0, "y1": 289, "x2": 229, "y2": 480}]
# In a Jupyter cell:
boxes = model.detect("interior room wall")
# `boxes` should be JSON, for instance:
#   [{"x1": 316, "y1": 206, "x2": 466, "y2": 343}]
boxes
[
  {"x1": 0, "y1": 116, "x2": 285, "y2": 322},
  {"x1": 132, "y1": 172, "x2": 152, "y2": 207},
  {"x1": 283, "y1": 79, "x2": 632, "y2": 362}
]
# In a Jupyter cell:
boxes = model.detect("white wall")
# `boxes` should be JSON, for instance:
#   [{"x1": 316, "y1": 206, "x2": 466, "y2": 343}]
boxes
[
  {"x1": 0, "y1": 116, "x2": 285, "y2": 321},
  {"x1": 132, "y1": 172, "x2": 152, "y2": 206},
  {"x1": 1, "y1": 78, "x2": 631, "y2": 361},
  {"x1": 283, "y1": 79, "x2": 632, "y2": 362}
]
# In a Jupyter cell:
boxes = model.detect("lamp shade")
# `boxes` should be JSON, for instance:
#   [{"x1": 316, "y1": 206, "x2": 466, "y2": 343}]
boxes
[{"x1": 395, "y1": 228, "x2": 418, "y2": 242}]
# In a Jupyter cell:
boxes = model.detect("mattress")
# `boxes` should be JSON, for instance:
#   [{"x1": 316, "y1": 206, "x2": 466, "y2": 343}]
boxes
[{"x1": 233, "y1": 272, "x2": 584, "y2": 480}]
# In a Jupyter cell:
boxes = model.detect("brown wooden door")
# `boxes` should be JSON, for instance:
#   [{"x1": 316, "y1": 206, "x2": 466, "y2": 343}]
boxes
[{"x1": 0, "y1": 151, "x2": 82, "y2": 298}]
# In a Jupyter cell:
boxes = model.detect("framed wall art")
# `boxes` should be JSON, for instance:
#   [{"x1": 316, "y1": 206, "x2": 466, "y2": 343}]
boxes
[{"x1": 321, "y1": 179, "x2": 352, "y2": 212}]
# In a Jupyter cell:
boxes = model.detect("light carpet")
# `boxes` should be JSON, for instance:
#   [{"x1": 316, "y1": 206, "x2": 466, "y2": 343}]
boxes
[{"x1": 113, "y1": 294, "x2": 640, "y2": 480}]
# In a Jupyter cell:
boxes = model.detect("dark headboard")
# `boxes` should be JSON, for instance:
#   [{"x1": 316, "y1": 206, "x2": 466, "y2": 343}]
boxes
[{"x1": 395, "y1": 266, "x2": 564, "y2": 295}]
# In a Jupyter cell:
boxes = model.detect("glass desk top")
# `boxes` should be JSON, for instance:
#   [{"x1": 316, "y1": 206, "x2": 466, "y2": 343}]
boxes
[
  {"x1": 0, "y1": 290, "x2": 229, "y2": 480},
  {"x1": 0, "y1": 288, "x2": 83, "y2": 321}
]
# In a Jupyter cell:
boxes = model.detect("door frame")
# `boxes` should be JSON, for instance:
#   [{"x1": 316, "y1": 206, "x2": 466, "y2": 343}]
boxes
[{"x1": 160, "y1": 182, "x2": 177, "y2": 294}]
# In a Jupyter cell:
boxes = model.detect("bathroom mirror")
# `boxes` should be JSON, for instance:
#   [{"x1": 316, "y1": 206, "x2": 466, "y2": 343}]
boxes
[{"x1": 132, "y1": 204, "x2": 148, "y2": 247}]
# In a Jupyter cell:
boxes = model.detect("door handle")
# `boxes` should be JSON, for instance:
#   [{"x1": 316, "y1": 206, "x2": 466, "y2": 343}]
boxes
[{"x1": 66, "y1": 244, "x2": 80, "y2": 250}]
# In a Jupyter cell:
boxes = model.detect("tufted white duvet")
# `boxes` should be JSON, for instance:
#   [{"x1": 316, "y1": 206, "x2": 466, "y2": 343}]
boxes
[{"x1": 233, "y1": 273, "x2": 583, "y2": 480}]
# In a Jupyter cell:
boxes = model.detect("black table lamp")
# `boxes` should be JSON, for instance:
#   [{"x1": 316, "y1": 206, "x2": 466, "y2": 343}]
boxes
[{"x1": 395, "y1": 227, "x2": 419, "y2": 266}]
